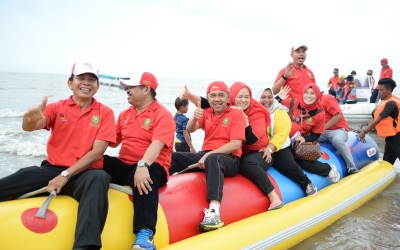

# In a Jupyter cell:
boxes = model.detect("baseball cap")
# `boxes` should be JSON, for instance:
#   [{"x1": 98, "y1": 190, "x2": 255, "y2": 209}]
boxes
[
  {"x1": 381, "y1": 58, "x2": 388, "y2": 63},
  {"x1": 339, "y1": 75, "x2": 346, "y2": 79},
  {"x1": 71, "y1": 61, "x2": 99, "y2": 79},
  {"x1": 291, "y1": 43, "x2": 308, "y2": 53},
  {"x1": 206, "y1": 81, "x2": 229, "y2": 94},
  {"x1": 120, "y1": 72, "x2": 158, "y2": 91}
]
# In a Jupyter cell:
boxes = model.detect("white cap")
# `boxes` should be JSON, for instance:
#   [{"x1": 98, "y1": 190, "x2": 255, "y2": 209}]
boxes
[
  {"x1": 71, "y1": 61, "x2": 99, "y2": 78},
  {"x1": 291, "y1": 43, "x2": 308, "y2": 52}
]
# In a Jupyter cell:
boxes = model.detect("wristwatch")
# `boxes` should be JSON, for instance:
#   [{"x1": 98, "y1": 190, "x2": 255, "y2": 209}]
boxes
[
  {"x1": 138, "y1": 160, "x2": 150, "y2": 169},
  {"x1": 281, "y1": 74, "x2": 288, "y2": 80},
  {"x1": 60, "y1": 170, "x2": 71, "y2": 180}
]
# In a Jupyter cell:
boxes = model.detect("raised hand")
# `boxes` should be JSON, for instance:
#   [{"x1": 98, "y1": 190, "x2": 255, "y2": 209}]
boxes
[
  {"x1": 193, "y1": 101, "x2": 203, "y2": 120},
  {"x1": 24, "y1": 96, "x2": 47, "y2": 123},
  {"x1": 284, "y1": 62, "x2": 295, "y2": 77},
  {"x1": 278, "y1": 86, "x2": 291, "y2": 100},
  {"x1": 180, "y1": 85, "x2": 191, "y2": 100}
]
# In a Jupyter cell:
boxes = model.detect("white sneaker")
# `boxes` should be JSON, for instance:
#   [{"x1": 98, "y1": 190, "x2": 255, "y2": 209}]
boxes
[{"x1": 328, "y1": 164, "x2": 340, "y2": 183}]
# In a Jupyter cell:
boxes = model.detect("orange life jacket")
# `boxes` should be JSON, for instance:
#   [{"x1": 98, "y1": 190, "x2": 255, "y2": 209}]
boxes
[{"x1": 374, "y1": 96, "x2": 400, "y2": 137}]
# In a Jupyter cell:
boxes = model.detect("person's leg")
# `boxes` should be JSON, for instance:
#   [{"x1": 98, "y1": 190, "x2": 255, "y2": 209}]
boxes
[
  {"x1": 175, "y1": 143, "x2": 190, "y2": 152},
  {"x1": 62, "y1": 169, "x2": 111, "y2": 249},
  {"x1": 326, "y1": 129, "x2": 358, "y2": 171},
  {"x1": 131, "y1": 163, "x2": 167, "y2": 235},
  {"x1": 239, "y1": 151, "x2": 275, "y2": 196},
  {"x1": 383, "y1": 144, "x2": 400, "y2": 165},
  {"x1": 0, "y1": 161, "x2": 62, "y2": 201},
  {"x1": 169, "y1": 151, "x2": 205, "y2": 175},
  {"x1": 328, "y1": 88, "x2": 336, "y2": 97},
  {"x1": 297, "y1": 160, "x2": 331, "y2": 177},
  {"x1": 272, "y1": 147, "x2": 311, "y2": 191},
  {"x1": 370, "y1": 89, "x2": 379, "y2": 103}
]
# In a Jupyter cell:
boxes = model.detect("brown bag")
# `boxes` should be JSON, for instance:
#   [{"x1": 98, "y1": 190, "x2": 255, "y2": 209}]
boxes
[{"x1": 293, "y1": 141, "x2": 322, "y2": 161}]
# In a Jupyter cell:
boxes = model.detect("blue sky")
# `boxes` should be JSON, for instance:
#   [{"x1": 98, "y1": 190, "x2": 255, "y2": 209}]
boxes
[{"x1": 0, "y1": 0, "x2": 399, "y2": 82}]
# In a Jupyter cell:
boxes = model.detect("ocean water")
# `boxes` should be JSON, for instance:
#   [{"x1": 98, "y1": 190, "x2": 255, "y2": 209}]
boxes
[{"x1": 0, "y1": 72, "x2": 399, "y2": 249}]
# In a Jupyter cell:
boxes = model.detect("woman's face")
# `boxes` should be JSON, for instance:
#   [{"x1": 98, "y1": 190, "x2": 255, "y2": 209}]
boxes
[
  {"x1": 303, "y1": 88, "x2": 317, "y2": 105},
  {"x1": 235, "y1": 87, "x2": 251, "y2": 110},
  {"x1": 260, "y1": 89, "x2": 274, "y2": 109}
]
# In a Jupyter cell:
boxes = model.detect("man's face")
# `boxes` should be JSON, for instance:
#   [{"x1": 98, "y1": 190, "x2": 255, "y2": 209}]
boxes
[
  {"x1": 378, "y1": 85, "x2": 391, "y2": 99},
  {"x1": 333, "y1": 69, "x2": 339, "y2": 76},
  {"x1": 381, "y1": 61, "x2": 388, "y2": 68},
  {"x1": 291, "y1": 47, "x2": 307, "y2": 65},
  {"x1": 367, "y1": 70, "x2": 373, "y2": 76},
  {"x1": 207, "y1": 90, "x2": 229, "y2": 115},
  {"x1": 125, "y1": 85, "x2": 147, "y2": 105},
  {"x1": 68, "y1": 73, "x2": 99, "y2": 100}
]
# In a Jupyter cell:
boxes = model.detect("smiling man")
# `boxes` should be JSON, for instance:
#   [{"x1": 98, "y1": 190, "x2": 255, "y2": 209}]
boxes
[
  {"x1": 0, "y1": 61, "x2": 116, "y2": 250},
  {"x1": 170, "y1": 81, "x2": 246, "y2": 233},
  {"x1": 272, "y1": 43, "x2": 316, "y2": 100}
]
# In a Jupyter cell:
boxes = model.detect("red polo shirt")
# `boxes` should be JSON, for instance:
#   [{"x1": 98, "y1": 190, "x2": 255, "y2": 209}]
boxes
[
  {"x1": 274, "y1": 64, "x2": 316, "y2": 100},
  {"x1": 116, "y1": 99, "x2": 175, "y2": 173},
  {"x1": 380, "y1": 66, "x2": 393, "y2": 80},
  {"x1": 197, "y1": 106, "x2": 246, "y2": 157},
  {"x1": 328, "y1": 76, "x2": 339, "y2": 90},
  {"x1": 44, "y1": 96, "x2": 116, "y2": 169},
  {"x1": 320, "y1": 94, "x2": 349, "y2": 131}
]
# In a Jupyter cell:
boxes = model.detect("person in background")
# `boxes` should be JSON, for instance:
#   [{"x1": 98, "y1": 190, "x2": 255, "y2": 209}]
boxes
[
  {"x1": 103, "y1": 72, "x2": 175, "y2": 250},
  {"x1": 358, "y1": 78, "x2": 400, "y2": 165},
  {"x1": 170, "y1": 81, "x2": 246, "y2": 233},
  {"x1": 278, "y1": 84, "x2": 340, "y2": 184},
  {"x1": 351, "y1": 70, "x2": 362, "y2": 88},
  {"x1": 328, "y1": 68, "x2": 340, "y2": 97},
  {"x1": 368, "y1": 70, "x2": 379, "y2": 103},
  {"x1": 380, "y1": 58, "x2": 393, "y2": 79},
  {"x1": 256, "y1": 87, "x2": 318, "y2": 196},
  {"x1": 0, "y1": 61, "x2": 116, "y2": 250},
  {"x1": 319, "y1": 94, "x2": 359, "y2": 175},
  {"x1": 336, "y1": 75, "x2": 347, "y2": 103},
  {"x1": 344, "y1": 75, "x2": 357, "y2": 104},
  {"x1": 272, "y1": 43, "x2": 316, "y2": 100},
  {"x1": 174, "y1": 97, "x2": 196, "y2": 152}
]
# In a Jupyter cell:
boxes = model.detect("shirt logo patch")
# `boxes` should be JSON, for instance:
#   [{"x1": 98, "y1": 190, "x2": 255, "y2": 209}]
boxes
[
  {"x1": 307, "y1": 117, "x2": 312, "y2": 123},
  {"x1": 90, "y1": 116, "x2": 100, "y2": 127},
  {"x1": 221, "y1": 118, "x2": 229, "y2": 127},
  {"x1": 60, "y1": 114, "x2": 67, "y2": 122},
  {"x1": 142, "y1": 118, "x2": 151, "y2": 129},
  {"x1": 308, "y1": 72, "x2": 313, "y2": 79}
]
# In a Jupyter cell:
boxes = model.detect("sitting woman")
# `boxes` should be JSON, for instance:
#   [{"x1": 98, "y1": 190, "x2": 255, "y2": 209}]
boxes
[
  {"x1": 255, "y1": 87, "x2": 318, "y2": 196},
  {"x1": 343, "y1": 75, "x2": 357, "y2": 104},
  {"x1": 278, "y1": 83, "x2": 340, "y2": 183},
  {"x1": 180, "y1": 82, "x2": 284, "y2": 210},
  {"x1": 335, "y1": 75, "x2": 347, "y2": 103}
]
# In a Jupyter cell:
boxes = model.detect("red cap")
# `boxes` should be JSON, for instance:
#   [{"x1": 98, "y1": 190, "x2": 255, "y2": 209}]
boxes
[
  {"x1": 206, "y1": 81, "x2": 229, "y2": 94},
  {"x1": 120, "y1": 72, "x2": 158, "y2": 90},
  {"x1": 381, "y1": 58, "x2": 388, "y2": 63}
]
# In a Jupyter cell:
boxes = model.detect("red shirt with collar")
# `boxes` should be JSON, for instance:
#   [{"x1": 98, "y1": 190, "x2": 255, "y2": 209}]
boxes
[
  {"x1": 380, "y1": 66, "x2": 393, "y2": 80},
  {"x1": 197, "y1": 106, "x2": 246, "y2": 157},
  {"x1": 328, "y1": 76, "x2": 339, "y2": 91},
  {"x1": 116, "y1": 99, "x2": 175, "y2": 173},
  {"x1": 274, "y1": 64, "x2": 316, "y2": 100},
  {"x1": 320, "y1": 94, "x2": 349, "y2": 131},
  {"x1": 44, "y1": 96, "x2": 116, "y2": 169}
]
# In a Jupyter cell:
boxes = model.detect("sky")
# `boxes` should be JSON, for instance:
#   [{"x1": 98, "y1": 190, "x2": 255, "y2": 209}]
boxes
[{"x1": 0, "y1": 0, "x2": 399, "y2": 83}]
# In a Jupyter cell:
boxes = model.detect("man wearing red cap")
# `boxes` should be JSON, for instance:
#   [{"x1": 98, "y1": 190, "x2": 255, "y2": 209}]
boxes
[
  {"x1": 170, "y1": 81, "x2": 246, "y2": 233},
  {"x1": 0, "y1": 61, "x2": 116, "y2": 250},
  {"x1": 102, "y1": 72, "x2": 175, "y2": 250},
  {"x1": 370, "y1": 58, "x2": 393, "y2": 103},
  {"x1": 272, "y1": 43, "x2": 316, "y2": 100}
]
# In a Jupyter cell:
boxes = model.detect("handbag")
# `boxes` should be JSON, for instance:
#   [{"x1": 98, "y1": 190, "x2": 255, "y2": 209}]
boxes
[
  {"x1": 292, "y1": 110, "x2": 322, "y2": 161},
  {"x1": 293, "y1": 141, "x2": 322, "y2": 161}
]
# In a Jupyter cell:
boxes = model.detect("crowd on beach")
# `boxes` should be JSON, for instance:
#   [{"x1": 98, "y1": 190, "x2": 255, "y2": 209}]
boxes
[{"x1": 0, "y1": 43, "x2": 398, "y2": 250}]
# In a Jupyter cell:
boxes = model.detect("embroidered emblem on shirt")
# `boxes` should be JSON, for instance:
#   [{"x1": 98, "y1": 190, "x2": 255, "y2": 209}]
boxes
[
  {"x1": 222, "y1": 117, "x2": 229, "y2": 127},
  {"x1": 90, "y1": 116, "x2": 100, "y2": 127},
  {"x1": 308, "y1": 72, "x2": 313, "y2": 79},
  {"x1": 142, "y1": 118, "x2": 151, "y2": 129},
  {"x1": 60, "y1": 114, "x2": 67, "y2": 122},
  {"x1": 307, "y1": 117, "x2": 312, "y2": 123}
]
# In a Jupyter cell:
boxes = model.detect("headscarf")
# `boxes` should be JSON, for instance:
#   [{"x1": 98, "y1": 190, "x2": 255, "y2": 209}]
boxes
[
  {"x1": 299, "y1": 83, "x2": 322, "y2": 111},
  {"x1": 229, "y1": 82, "x2": 271, "y2": 126}
]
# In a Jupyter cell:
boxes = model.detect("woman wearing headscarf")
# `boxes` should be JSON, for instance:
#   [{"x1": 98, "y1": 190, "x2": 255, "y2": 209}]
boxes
[
  {"x1": 255, "y1": 87, "x2": 318, "y2": 196},
  {"x1": 278, "y1": 83, "x2": 340, "y2": 183}
]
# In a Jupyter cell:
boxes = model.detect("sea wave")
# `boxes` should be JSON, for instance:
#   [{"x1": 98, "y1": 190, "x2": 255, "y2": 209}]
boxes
[
  {"x1": 0, "y1": 108, "x2": 24, "y2": 118},
  {"x1": 0, "y1": 142, "x2": 47, "y2": 156}
]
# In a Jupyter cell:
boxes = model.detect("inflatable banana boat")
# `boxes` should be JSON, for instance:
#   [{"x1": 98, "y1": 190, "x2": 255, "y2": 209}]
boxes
[{"x1": 0, "y1": 132, "x2": 396, "y2": 250}]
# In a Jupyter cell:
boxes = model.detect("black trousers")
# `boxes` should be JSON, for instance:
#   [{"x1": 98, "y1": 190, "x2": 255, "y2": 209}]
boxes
[
  {"x1": 239, "y1": 151, "x2": 274, "y2": 196},
  {"x1": 272, "y1": 146, "x2": 311, "y2": 191},
  {"x1": 296, "y1": 160, "x2": 331, "y2": 177},
  {"x1": 384, "y1": 142, "x2": 400, "y2": 165},
  {"x1": 102, "y1": 155, "x2": 167, "y2": 235},
  {"x1": 170, "y1": 151, "x2": 240, "y2": 202},
  {"x1": 0, "y1": 160, "x2": 110, "y2": 249},
  {"x1": 175, "y1": 142, "x2": 190, "y2": 152}
]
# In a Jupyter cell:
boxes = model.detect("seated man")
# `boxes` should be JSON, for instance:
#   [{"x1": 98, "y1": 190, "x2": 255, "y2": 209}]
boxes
[
  {"x1": 170, "y1": 81, "x2": 246, "y2": 232},
  {"x1": 344, "y1": 75, "x2": 357, "y2": 104}
]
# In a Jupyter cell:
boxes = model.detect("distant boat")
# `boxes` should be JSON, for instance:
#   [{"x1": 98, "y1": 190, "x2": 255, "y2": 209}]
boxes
[
  {"x1": 98, "y1": 74, "x2": 130, "y2": 89},
  {"x1": 339, "y1": 76, "x2": 377, "y2": 129}
]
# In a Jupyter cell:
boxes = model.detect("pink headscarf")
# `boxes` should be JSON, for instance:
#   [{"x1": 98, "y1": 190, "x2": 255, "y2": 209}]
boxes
[
  {"x1": 300, "y1": 83, "x2": 322, "y2": 111},
  {"x1": 229, "y1": 81, "x2": 271, "y2": 126}
]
